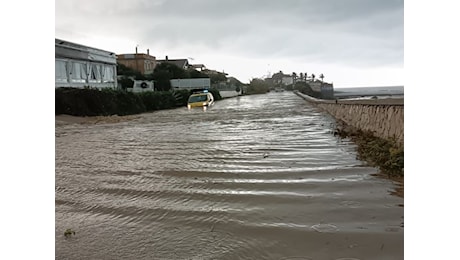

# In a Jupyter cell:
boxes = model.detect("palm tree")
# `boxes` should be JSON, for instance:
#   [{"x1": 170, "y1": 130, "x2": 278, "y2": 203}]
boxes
[
  {"x1": 292, "y1": 72, "x2": 297, "y2": 84},
  {"x1": 319, "y1": 73, "x2": 324, "y2": 82}
]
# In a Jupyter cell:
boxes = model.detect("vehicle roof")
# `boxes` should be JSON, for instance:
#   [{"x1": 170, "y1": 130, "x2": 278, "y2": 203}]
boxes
[{"x1": 190, "y1": 92, "x2": 211, "y2": 96}]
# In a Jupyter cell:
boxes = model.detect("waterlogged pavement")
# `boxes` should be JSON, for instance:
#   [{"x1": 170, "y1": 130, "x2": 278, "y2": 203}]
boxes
[{"x1": 55, "y1": 92, "x2": 403, "y2": 259}]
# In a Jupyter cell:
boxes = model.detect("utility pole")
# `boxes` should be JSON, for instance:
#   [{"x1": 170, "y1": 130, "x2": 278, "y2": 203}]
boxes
[{"x1": 135, "y1": 44, "x2": 140, "y2": 73}]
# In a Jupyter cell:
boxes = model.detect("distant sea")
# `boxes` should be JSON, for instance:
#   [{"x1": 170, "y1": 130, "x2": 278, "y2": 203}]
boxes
[{"x1": 334, "y1": 86, "x2": 403, "y2": 99}]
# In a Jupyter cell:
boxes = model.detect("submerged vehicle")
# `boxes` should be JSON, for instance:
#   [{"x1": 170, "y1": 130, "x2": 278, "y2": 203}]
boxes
[{"x1": 187, "y1": 90, "x2": 214, "y2": 110}]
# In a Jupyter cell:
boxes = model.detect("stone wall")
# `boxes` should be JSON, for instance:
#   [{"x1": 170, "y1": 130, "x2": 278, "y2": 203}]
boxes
[{"x1": 295, "y1": 91, "x2": 404, "y2": 144}]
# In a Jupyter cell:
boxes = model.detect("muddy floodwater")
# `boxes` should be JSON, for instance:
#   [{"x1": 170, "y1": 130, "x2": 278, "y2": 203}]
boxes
[{"x1": 55, "y1": 92, "x2": 403, "y2": 260}]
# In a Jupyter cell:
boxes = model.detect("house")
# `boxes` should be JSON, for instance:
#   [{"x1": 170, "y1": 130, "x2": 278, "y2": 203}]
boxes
[
  {"x1": 189, "y1": 64, "x2": 206, "y2": 71},
  {"x1": 309, "y1": 80, "x2": 322, "y2": 92},
  {"x1": 117, "y1": 48, "x2": 157, "y2": 75},
  {"x1": 271, "y1": 71, "x2": 294, "y2": 86},
  {"x1": 281, "y1": 76, "x2": 294, "y2": 86},
  {"x1": 320, "y1": 82, "x2": 334, "y2": 99},
  {"x1": 308, "y1": 80, "x2": 334, "y2": 99},
  {"x1": 202, "y1": 68, "x2": 227, "y2": 76},
  {"x1": 128, "y1": 80, "x2": 155, "y2": 93},
  {"x1": 156, "y1": 56, "x2": 190, "y2": 70},
  {"x1": 55, "y1": 38, "x2": 117, "y2": 89}
]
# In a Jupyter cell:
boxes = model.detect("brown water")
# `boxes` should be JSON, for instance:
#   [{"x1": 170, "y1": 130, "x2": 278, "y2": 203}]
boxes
[{"x1": 55, "y1": 92, "x2": 403, "y2": 260}]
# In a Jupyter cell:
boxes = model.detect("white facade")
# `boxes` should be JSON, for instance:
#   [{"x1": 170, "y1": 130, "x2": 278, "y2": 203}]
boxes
[
  {"x1": 309, "y1": 81, "x2": 322, "y2": 92},
  {"x1": 127, "y1": 80, "x2": 155, "y2": 93},
  {"x1": 170, "y1": 78, "x2": 211, "y2": 90},
  {"x1": 281, "y1": 76, "x2": 293, "y2": 85},
  {"x1": 55, "y1": 38, "x2": 117, "y2": 89}
]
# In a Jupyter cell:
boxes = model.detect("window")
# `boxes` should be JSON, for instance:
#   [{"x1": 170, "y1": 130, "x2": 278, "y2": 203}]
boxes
[
  {"x1": 55, "y1": 60, "x2": 68, "y2": 82},
  {"x1": 102, "y1": 65, "x2": 115, "y2": 83},
  {"x1": 188, "y1": 94, "x2": 208, "y2": 103},
  {"x1": 89, "y1": 63, "x2": 101, "y2": 82},
  {"x1": 70, "y1": 62, "x2": 87, "y2": 83}
]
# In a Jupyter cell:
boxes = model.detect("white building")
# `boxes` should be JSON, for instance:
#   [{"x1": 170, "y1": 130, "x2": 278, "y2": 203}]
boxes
[
  {"x1": 128, "y1": 80, "x2": 155, "y2": 93},
  {"x1": 170, "y1": 78, "x2": 211, "y2": 90},
  {"x1": 281, "y1": 76, "x2": 294, "y2": 85},
  {"x1": 55, "y1": 38, "x2": 117, "y2": 89}
]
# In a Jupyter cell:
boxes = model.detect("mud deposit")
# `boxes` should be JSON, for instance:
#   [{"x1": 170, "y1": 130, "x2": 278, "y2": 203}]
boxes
[{"x1": 56, "y1": 92, "x2": 403, "y2": 259}]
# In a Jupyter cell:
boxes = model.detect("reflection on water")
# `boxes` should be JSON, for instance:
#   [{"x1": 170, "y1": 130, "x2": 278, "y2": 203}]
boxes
[{"x1": 56, "y1": 92, "x2": 403, "y2": 259}]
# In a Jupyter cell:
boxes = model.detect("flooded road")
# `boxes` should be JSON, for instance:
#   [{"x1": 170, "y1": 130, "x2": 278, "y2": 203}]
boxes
[{"x1": 55, "y1": 92, "x2": 403, "y2": 260}]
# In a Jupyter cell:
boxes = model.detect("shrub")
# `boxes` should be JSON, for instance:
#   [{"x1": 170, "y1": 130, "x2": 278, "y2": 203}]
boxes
[
  {"x1": 56, "y1": 87, "x2": 144, "y2": 116},
  {"x1": 138, "y1": 91, "x2": 177, "y2": 111},
  {"x1": 208, "y1": 88, "x2": 222, "y2": 101},
  {"x1": 173, "y1": 89, "x2": 192, "y2": 106},
  {"x1": 114, "y1": 91, "x2": 145, "y2": 115},
  {"x1": 335, "y1": 123, "x2": 404, "y2": 177},
  {"x1": 247, "y1": 78, "x2": 271, "y2": 94},
  {"x1": 118, "y1": 76, "x2": 134, "y2": 90}
]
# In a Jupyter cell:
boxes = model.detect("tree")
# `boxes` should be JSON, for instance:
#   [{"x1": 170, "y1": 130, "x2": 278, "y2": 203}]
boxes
[
  {"x1": 247, "y1": 78, "x2": 271, "y2": 94},
  {"x1": 272, "y1": 71, "x2": 284, "y2": 80},
  {"x1": 151, "y1": 70, "x2": 172, "y2": 91},
  {"x1": 228, "y1": 77, "x2": 244, "y2": 87},
  {"x1": 271, "y1": 71, "x2": 284, "y2": 86},
  {"x1": 118, "y1": 76, "x2": 134, "y2": 90},
  {"x1": 202, "y1": 70, "x2": 227, "y2": 84},
  {"x1": 117, "y1": 63, "x2": 145, "y2": 80},
  {"x1": 188, "y1": 69, "x2": 209, "y2": 79},
  {"x1": 319, "y1": 73, "x2": 324, "y2": 82},
  {"x1": 150, "y1": 62, "x2": 190, "y2": 91},
  {"x1": 294, "y1": 81, "x2": 313, "y2": 95},
  {"x1": 154, "y1": 62, "x2": 189, "y2": 79}
]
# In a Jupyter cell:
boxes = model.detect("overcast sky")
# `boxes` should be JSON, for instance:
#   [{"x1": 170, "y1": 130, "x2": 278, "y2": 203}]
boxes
[{"x1": 55, "y1": 0, "x2": 404, "y2": 87}]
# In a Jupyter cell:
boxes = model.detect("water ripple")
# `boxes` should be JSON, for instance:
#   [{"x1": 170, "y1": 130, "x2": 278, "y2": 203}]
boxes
[{"x1": 56, "y1": 92, "x2": 403, "y2": 259}]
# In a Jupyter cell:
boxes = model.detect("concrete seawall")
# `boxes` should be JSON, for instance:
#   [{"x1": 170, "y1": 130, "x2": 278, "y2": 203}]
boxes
[{"x1": 295, "y1": 91, "x2": 404, "y2": 144}]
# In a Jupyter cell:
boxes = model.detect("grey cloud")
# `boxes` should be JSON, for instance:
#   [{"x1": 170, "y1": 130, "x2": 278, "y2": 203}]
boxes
[{"x1": 56, "y1": 0, "x2": 403, "y2": 67}]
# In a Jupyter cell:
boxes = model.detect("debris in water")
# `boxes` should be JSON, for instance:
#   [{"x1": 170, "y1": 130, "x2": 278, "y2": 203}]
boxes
[{"x1": 64, "y1": 229, "x2": 76, "y2": 237}]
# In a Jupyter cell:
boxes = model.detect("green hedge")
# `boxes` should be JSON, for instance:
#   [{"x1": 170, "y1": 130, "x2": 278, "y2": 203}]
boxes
[
  {"x1": 208, "y1": 88, "x2": 222, "y2": 100},
  {"x1": 56, "y1": 88, "x2": 187, "y2": 116},
  {"x1": 138, "y1": 91, "x2": 176, "y2": 111},
  {"x1": 56, "y1": 87, "x2": 224, "y2": 116},
  {"x1": 174, "y1": 89, "x2": 192, "y2": 105}
]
